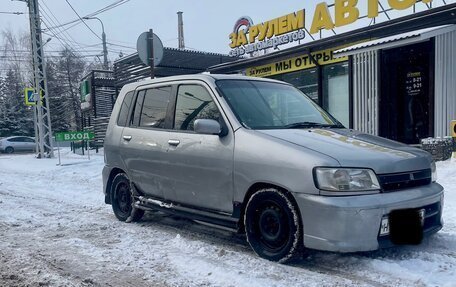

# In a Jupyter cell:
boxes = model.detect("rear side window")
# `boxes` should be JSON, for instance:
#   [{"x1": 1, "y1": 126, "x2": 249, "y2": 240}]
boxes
[
  {"x1": 8, "y1": 137, "x2": 22, "y2": 142},
  {"x1": 173, "y1": 85, "x2": 221, "y2": 131},
  {"x1": 132, "y1": 86, "x2": 171, "y2": 129},
  {"x1": 131, "y1": 90, "x2": 146, "y2": 126},
  {"x1": 117, "y1": 91, "x2": 134, "y2": 127}
]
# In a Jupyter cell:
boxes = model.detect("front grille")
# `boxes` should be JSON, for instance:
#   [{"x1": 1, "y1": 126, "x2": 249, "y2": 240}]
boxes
[{"x1": 378, "y1": 169, "x2": 432, "y2": 192}]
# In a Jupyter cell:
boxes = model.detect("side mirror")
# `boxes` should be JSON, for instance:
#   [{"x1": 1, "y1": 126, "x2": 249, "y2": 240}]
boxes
[{"x1": 194, "y1": 119, "x2": 222, "y2": 135}]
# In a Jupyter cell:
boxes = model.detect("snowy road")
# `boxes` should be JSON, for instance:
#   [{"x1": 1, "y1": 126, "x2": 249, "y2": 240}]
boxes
[{"x1": 0, "y1": 150, "x2": 455, "y2": 287}]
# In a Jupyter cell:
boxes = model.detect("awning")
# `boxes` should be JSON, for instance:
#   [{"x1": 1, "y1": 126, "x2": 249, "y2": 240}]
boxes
[{"x1": 334, "y1": 25, "x2": 456, "y2": 58}]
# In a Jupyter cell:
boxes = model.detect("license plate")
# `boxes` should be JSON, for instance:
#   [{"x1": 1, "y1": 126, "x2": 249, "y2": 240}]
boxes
[{"x1": 379, "y1": 209, "x2": 425, "y2": 236}]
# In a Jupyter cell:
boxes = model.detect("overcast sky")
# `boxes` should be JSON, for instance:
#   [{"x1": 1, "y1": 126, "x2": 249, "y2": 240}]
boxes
[{"x1": 0, "y1": 0, "x2": 453, "y2": 62}]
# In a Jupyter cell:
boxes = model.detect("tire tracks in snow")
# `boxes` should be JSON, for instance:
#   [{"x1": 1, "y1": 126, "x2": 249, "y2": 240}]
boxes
[{"x1": 1, "y1": 158, "x2": 455, "y2": 286}]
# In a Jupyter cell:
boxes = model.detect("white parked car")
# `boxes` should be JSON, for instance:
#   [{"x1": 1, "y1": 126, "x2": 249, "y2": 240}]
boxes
[{"x1": 0, "y1": 136, "x2": 36, "y2": 154}]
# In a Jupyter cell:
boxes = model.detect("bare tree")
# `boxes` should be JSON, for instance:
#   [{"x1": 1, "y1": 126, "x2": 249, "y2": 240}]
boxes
[{"x1": 54, "y1": 48, "x2": 87, "y2": 129}]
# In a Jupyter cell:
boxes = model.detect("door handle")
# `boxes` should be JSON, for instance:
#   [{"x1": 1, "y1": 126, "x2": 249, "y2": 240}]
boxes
[
  {"x1": 123, "y1": 135, "x2": 132, "y2": 141},
  {"x1": 168, "y1": 139, "x2": 180, "y2": 146}
]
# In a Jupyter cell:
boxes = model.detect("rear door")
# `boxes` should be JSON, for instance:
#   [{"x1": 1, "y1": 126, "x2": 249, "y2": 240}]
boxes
[
  {"x1": 104, "y1": 90, "x2": 135, "y2": 181},
  {"x1": 162, "y1": 82, "x2": 235, "y2": 213},
  {"x1": 120, "y1": 85, "x2": 173, "y2": 199}
]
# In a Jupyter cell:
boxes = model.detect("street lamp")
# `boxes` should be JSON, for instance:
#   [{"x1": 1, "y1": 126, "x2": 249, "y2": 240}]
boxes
[{"x1": 83, "y1": 16, "x2": 108, "y2": 70}]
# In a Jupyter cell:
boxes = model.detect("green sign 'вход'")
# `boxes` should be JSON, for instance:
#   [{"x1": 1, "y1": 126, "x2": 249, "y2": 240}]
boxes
[{"x1": 55, "y1": 131, "x2": 94, "y2": 142}]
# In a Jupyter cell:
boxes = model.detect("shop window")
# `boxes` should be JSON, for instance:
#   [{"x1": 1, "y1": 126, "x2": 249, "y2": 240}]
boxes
[
  {"x1": 270, "y1": 68, "x2": 318, "y2": 102},
  {"x1": 322, "y1": 62, "x2": 349, "y2": 127}
]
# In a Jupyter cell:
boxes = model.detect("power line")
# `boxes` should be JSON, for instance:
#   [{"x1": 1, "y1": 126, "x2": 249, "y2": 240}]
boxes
[
  {"x1": 65, "y1": 0, "x2": 102, "y2": 41},
  {"x1": 106, "y1": 42, "x2": 135, "y2": 50},
  {"x1": 38, "y1": 1, "x2": 136, "y2": 52},
  {"x1": 1, "y1": 54, "x2": 102, "y2": 61},
  {"x1": 49, "y1": 19, "x2": 85, "y2": 38},
  {"x1": 40, "y1": 14, "x2": 81, "y2": 51},
  {"x1": 40, "y1": 31, "x2": 111, "y2": 56},
  {"x1": 41, "y1": 19, "x2": 81, "y2": 53},
  {"x1": 40, "y1": 1, "x2": 112, "y2": 57},
  {"x1": 39, "y1": 2, "x2": 88, "y2": 54},
  {"x1": 0, "y1": 11, "x2": 25, "y2": 15},
  {"x1": 86, "y1": 0, "x2": 131, "y2": 17},
  {"x1": 1, "y1": 49, "x2": 107, "y2": 54},
  {"x1": 42, "y1": 0, "x2": 130, "y2": 31},
  {"x1": 1, "y1": 1, "x2": 133, "y2": 68}
]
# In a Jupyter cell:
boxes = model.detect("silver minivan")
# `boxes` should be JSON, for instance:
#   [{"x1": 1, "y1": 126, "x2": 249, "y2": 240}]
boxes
[{"x1": 103, "y1": 74, "x2": 443, "y2": 262}]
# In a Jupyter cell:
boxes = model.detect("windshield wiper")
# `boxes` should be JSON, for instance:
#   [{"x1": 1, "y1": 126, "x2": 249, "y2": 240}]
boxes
[{"x1": 283, "y1": 122, "x2": 343, "y2": 129}]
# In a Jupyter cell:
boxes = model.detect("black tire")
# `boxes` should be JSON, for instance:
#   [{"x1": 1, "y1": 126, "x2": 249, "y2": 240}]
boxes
[
  {"x1": 5, "y1": 147, "x2": 14, "y2": 154},
  {"x1": 110, "y1": 173, "x2": 144, "y2": 222},
  {"x1": 244, "y1": 188, "x2": 303, "y2": 263}
]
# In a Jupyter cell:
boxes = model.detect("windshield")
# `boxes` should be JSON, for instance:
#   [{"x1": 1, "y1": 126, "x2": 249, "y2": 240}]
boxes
[{"x1": 216, "y1": 79, "x2": 342, "y2": 129}]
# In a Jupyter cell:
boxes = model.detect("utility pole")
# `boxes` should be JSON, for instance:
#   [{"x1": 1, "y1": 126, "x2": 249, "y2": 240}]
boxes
[
  {"x1": 102, "y1": 29, "x2": 108, "y2": 69},
  {"x1": 177, "y1": 11, "x2": 185, "y2": 49},
  {"x1": 28, "y1": 0, "x2": 54, "y2": 158},
  {"x1": 148, "y1": 29, "x2": 155, "y2": 79},
  {"x1": 83, "y1": 17, "x2": 108, "y2": 69}
]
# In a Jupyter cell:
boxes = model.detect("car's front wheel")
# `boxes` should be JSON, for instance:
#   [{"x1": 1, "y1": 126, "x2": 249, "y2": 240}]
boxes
[
  {"x1": 5, "y1": 147, "x2": 14, "y2": 154},
  {"x1": 244, "y1": 188, "x2": 303, "y2": 263},
  {"x1": 111, "y1": 173, "x2": 144, "y2": 222}
]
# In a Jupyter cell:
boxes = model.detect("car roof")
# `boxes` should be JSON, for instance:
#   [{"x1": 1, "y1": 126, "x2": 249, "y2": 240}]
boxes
[
  {"x1": 120, "y1": 74, "x2": 288, "y2": 91},
  {"x1": 4, "y1": 136, "x2": 33, "y2": 140}
]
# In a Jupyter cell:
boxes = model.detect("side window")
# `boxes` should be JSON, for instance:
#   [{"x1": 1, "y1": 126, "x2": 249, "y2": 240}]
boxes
[
  {"x1": 130, "y1": 90, "x2": 145, "y2": 127},
  {"x1": 139, "y1": 86, "x2": 171, "y2": 129},
  {"x1": 174, "y1": 85, "x2": 221, "y2": 131},
  {"x1": 24, "y1": 137, "x2": 34, "y2": 143},
  {"x1": 117, "y1": 91, "x2": 134, "y2": 127}
]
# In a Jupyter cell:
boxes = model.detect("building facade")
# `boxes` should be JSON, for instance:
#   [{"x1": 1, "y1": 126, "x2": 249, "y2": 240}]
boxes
[{"x1": 209, "y1": 2, "x2": 456, "y2": 144}]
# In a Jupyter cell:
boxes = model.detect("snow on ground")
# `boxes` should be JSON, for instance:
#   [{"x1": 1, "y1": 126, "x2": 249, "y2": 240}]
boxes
[{"x1": 0, "y1": 149, "x2": 455, "y2": 287}]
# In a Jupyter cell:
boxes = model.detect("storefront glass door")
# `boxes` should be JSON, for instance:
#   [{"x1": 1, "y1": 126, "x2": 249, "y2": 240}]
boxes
[
  {"x1": 322, "y1": 62, "x2": 350, "y2": 127},
  {"x1": 379, "y1": 41, "x2": 434, "y2": 144}
]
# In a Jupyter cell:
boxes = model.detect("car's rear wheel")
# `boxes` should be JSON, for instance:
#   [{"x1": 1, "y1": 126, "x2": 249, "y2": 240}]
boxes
[
  {"x1": 5, "y1": 147, "x2": 14, "y2": 154},
  {"x1": 111, "y1": 173, "x2": 144, "y2": 222},
  {"x1": 244, "y1": 188, "x2": 303, "y2": 263}
]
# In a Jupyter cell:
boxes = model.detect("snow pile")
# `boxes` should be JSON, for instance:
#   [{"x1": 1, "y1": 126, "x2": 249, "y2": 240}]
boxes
[{"x1": 0, "y1": 150, "x2": 455, "y2": 287}]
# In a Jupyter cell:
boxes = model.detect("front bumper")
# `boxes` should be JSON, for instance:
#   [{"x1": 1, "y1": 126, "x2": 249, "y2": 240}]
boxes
[{"x1": 294, "y1": 183, "x2": 444, "y2": 252}]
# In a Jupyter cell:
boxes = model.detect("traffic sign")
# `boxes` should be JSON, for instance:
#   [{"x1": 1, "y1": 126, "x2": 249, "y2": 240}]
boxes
[
  {"x1": 55, "y1": 131, "x2": 94, "y2": 142},
  {"x1": 24, "y1": 88, "x2": 43, "y2": 106},
  {"x1": 137, "y1": 31, "x2": 163, "y2": 67}
]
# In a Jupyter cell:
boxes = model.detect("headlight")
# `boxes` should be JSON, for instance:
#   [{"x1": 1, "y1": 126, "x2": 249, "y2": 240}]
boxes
[
  {"x1": 314, "y1": 168, "x2": 380, "y2": 194},
  {"x1": 431, "y1": 161, "x2": 437, "y2": 182}
]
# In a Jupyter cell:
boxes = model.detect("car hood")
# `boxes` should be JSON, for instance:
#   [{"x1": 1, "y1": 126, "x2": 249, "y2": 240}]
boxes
[{"x1": 257, "y1": 128, "x2": 432, "y2": 174}]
